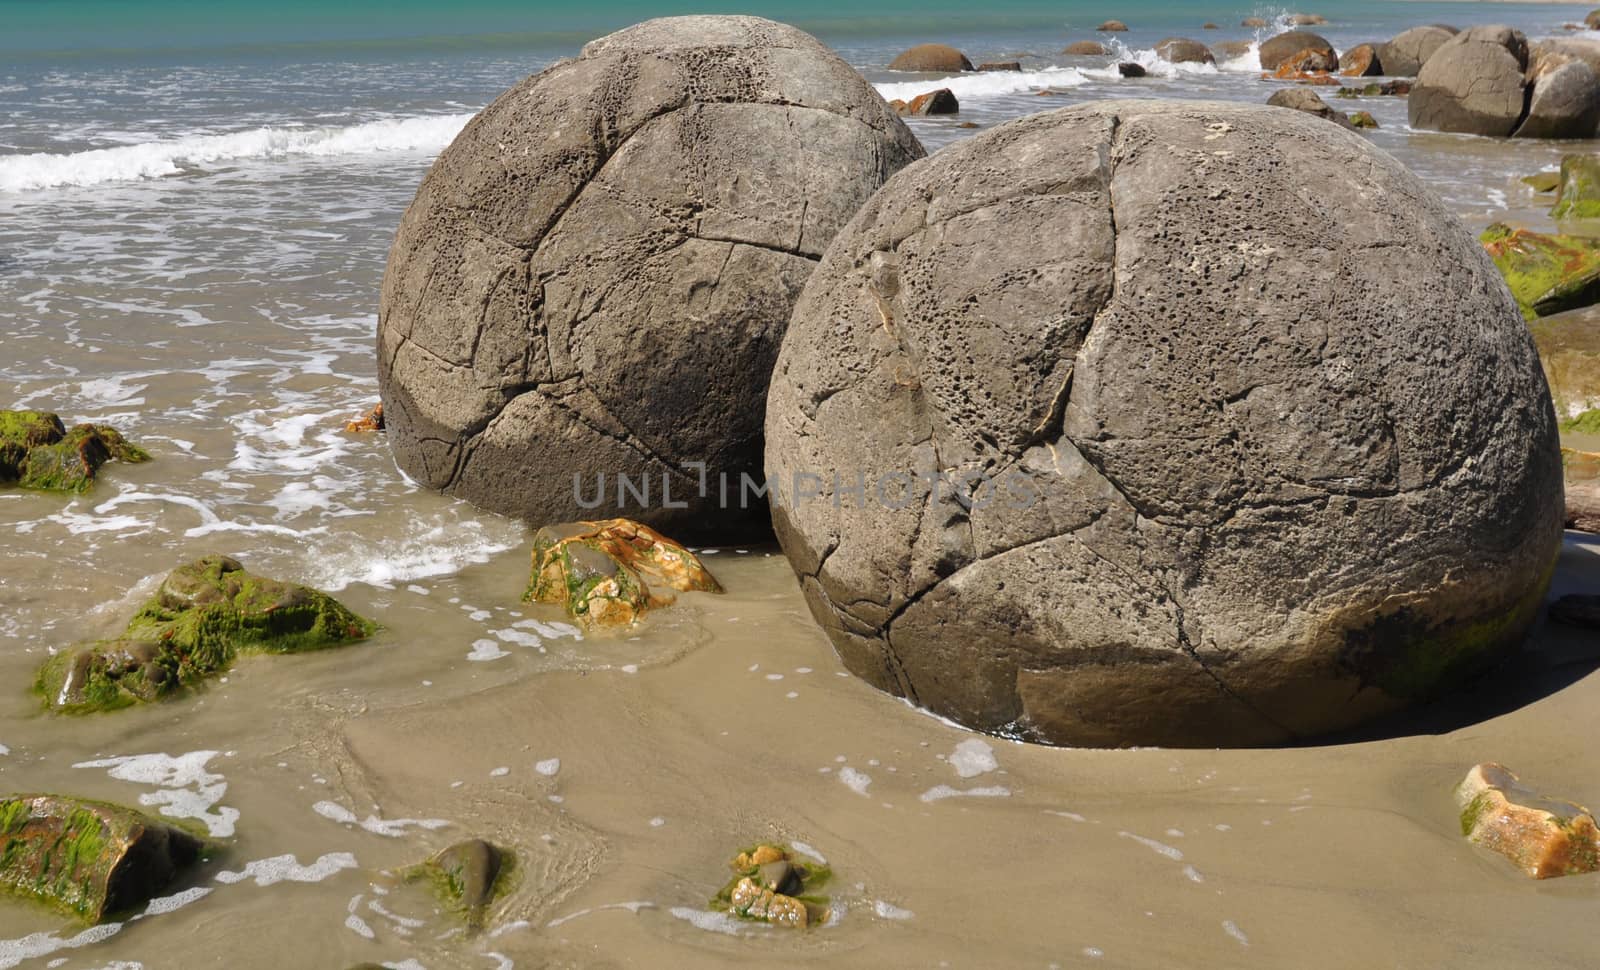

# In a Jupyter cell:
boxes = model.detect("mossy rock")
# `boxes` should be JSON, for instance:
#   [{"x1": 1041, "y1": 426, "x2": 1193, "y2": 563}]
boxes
[
  {"x1": 0, "y1": 410, "x2": 150, "y2": 494},
  {"x1": 524, "y1": 518, "x2": 721, "y2": 627},
  {"x1": 403, "y1": 839, "x2": 514, "y2": 929},
  {"x1": 1551, "y1": 154, "x2": 1600, "y2": 221},
  {"x1": 1562, "y1": 408, "x2": 1600, "y2": 434},
  {"x1": 1524, "y1": 171, "x2": 1562, "y2": 194},
  {"x1": 35, "y1": 555, "x2": 376, "y2": 713},
  {"x1": 1481, "y1": 223, "x2": 1600, "y2": 319},
  {"x1": 0, "y1": 794, "x2": 208, "y2": 922},
  {"x1": 712, "y1": 843, "x2": 832, "y2": 929}
]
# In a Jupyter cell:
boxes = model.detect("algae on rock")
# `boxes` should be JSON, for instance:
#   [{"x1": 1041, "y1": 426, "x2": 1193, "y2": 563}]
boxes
[
  {"x1": 712, "y1": 843, "x2": 831, "y2": 929},
  {"x1": 0, "y1": 794, "x2": 207, "y2": 921},
  {"x1": 1481, "y1": 223, "x2": 1600, "y2": 318},
  {"x1": 1551, "y1": 154, "x2": 1600, "y2": 220},
  {"x1": 402, "y1": 839, "x2": 513, "y2": 929},
  {"x1": 35, "y1": 555, "x2": 376, "y2": 713},
  {"x1": 524, "y1": 519, "x2": 722, "y2": 627},
  {"x1": 0, "y1": 410, "x2": 150, "y2": 494}
]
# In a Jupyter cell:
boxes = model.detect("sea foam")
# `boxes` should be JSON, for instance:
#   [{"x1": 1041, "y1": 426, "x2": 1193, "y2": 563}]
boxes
[{"x1": 0, "y1": 113, "x2": 474, "y2": 193}]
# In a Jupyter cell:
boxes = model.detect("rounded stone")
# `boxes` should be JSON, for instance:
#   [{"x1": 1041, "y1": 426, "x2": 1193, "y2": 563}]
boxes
[
  {"x1": 888, "y1": 43, "x2": 973, "y2": 72},
  {"x1": 1516, "y1": 56, "x2": 1600, "y2": 139},
  {"x1": 1381, "y1": 24, "x2": 1459, "y2": 77},
  {"x1": 1409, "y1": 25, "x2": 1530, "y2": 136},
  {"x1": 1097, "y1": 20, "x2": 1129, "y2": 32},
  {"x1": 1258, "y1": 30, "x2": 1335, "y2": 71},
  {"x1": 1155, "y1": 37, "x2": 1215, "y2": 65},
  {"x1": 764, "y1": 100, "x2": 1563, "y2": 748},
  {"x1": 377, "y1": 16, "x2": 924, "y2": 539},
  {"x1": 1338, "y1": 43, "x2": 1384, "y2": 77},
  {"x1": 1062, "y1": 41, "x2": 1107, "y2": 56}
]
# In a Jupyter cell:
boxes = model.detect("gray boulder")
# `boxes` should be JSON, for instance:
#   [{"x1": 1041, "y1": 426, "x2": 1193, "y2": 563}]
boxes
[
  {"x1": 1516, "y1": 57, "x2": 1600, "y2": 139},
  {"x1": 377, "y1": 16, "x2": 924, "y2": 539},
  {"x1": 1155, "y1": 37, "x2": 1215, "y2": 65},
  {"x1": 1258, "y1": 30, "x2": 1335, "y2": 71},
  {"x1": 1532, "y1": 37, "x2": 1600, "y2": 80},
  {"x1": 1408, "y1": 26, "x2": 1530, "y2": 136},
  {"x1": 1381, "y1": 24, "x2": 1458, "y2": 76},
  {"x1": 764, "y1": 100, "x2": 1562, "y2": 748},
  {"x1": 1267, "y1": 87, "x2": 1354, "y2": 127}
]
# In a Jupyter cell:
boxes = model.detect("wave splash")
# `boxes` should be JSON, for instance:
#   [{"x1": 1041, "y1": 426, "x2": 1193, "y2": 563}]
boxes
[{"x1": 0, "y1": 112, "x2": 474, "y2": 193}]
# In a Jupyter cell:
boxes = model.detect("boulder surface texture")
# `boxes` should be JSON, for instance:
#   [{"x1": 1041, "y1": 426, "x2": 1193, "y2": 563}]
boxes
[
  {"x1": 1258, "y1": 30, "x2": 1335, "y2": 70},
  {"x1": 1408, "y1": 26, "x2": 1530, "y2": 136},
  {"x1": 764, "y1": 100, "x2": 1563, "y2": 748},
  {"x1": 1381, "y1": 24, "x2": 1457, "y2": 77},
  {"x1": 377, "y1": 16, "x2": 924, "y2": 541}
]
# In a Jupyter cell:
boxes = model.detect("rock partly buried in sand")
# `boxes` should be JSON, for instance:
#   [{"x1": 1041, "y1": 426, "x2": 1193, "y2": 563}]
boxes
[
  {"x1": 1339, "y1": 43, "x2": 1384, "y2": 77},
  {"x1": 1480, "y1": 224, "x2": 1600, "y2": 319},
  {"x1": 1062, "y1": 41, "x2": 1107, "y2": 56},
  {"x1": 0, "y1": 795, "x2": 206, "y2": 921},
  {"x1": 344, "y1": 402, "x2": 384, "y2": 433},
  {"x1": 888, "y1": 43, "x2": 973, "y2": 72},
  {"x1": 894, "y1": 88, "x2": 959, "y2": 116},
  {"x1": 1409, "y1": 26, "x2": 1529, "y2": 136},
  {"x1": 376, "y1": 17, "x2": 923, "y2": 542},
  {"x1": 1456, "y1": 764, "x2": 1600, "y2": 878},
  {"x1": 1258, "y1": 30, "x2": 1335, "y2": 71},
  {"x1": 35, "y1": 555, "x2": 375, "y2": 713},
  {"x1": 1551, "y1": 154, "x2": 1600, "y2": 219},
  {"x1": 1267, "y1": 88, "x2": 1354, "y2": 128},
  {"x1": 1517, "y1": 55, "x2": 1600, "y2": 140},
  {"x1": 0, "y1": 410, "x2": 150, "y2": 494},
  {"x1": 405, "y1": 839, "x2": 511, "y2": 929},
  {"x1": 1097, "y1": 20, "x2": 1128, "y2": 32},
  {"x1": 1550, "y1": 594, "x2": 1600, "y2": 627},
  {"x1": 1118, "y1": 63, "x2": 1147, "y2": 78},
  {"x1": 715, "y1": 843, "x2": 831, "y2": 928},
  {"x1": 765, "y1": 100, "x2": 1564, "y2": 748},
  {"x1": 1156, "y1": 38, "x2": 1215, "y2": 65},
  {"x1": 524, "y1": 518, "x2": 721, "y2": 627},
  {"x1": 1381, "y1": 25, "x2": 1457, "y2": 77}
]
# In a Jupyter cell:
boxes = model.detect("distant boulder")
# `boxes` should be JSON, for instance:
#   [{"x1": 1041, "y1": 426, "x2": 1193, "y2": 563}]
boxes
[
  {"x1": 1118, "y1": 62, "x2": 1147, "y2": 78},
  {"x1": 1289, "y1": 13, "x2": 1327, "y2": 26},
  {"x1": 978, "y1": 61, "x2": 1022, "y2": 72},
  {"x1": 1381, "y1": 24, "x2": 1458, "y2": 76},
  {"x1": 1156, "y1": 37, "x2": 1215, "y2": 65},
  {"x1": 1339, "y1": 43, "x2": 1384, "y2": 76},
  {"x1": 1408, "y1": 25, "x2": 1529, "y2": 136},
  {"x1": 1267, "y1": 87, "x2": 1354, "y2": 127},
  {"x1": 889, "y1": 43, "x2": 974, "y2": 72},
  {"x1": 1259, "y1": 30, "x2": 1335, "y2": 70},
  {"x1": 1097, "y1": 20, "x2": 1128, "y2": 31},
  {"x1": 1063, "y1": 40, "x2": 1107, "y2": 55},
  {"x1": 1242, "y1": 17, "x2": 1268, "y2": 27}
]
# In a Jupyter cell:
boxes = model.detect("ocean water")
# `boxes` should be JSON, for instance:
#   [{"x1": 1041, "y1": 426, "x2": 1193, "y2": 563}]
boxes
[{"x1": 2, "y1": 3, "x2": 1600, "y2": 968}]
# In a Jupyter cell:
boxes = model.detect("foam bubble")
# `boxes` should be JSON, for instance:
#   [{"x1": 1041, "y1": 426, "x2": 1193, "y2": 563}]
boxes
[
  {"x1": 919, "y1": 784, "x2": 1011, "y2": 804},
  {"x1": 838, "y1": 766, "x2": 872, "y2": 796},
  {"x1": 74, "y1": 750, "x2": 239, "y2": 837},
  {"x1": 141, "y1": 886, "x2": 213, "y2": 915},
  {"x1": 535, "y1": 758, "x2": 561, "y2": 777},
  {"x1": 312, "y1": 800, "x2": 449, "y2": 838},
  {"x1": 668, "y1": 907, "x2": 746, "y2": 935},
  {"x1": 949, "y1": 739, "x2": 998, "y2": 778},
  {"x1": 1118, "y1": 831, "x2": 1184, "y2": 861},
  {"x1": 873, "y1": 900, "x2": 915, "y2": 920},
  {"x1": 0, "y1": 923, "x2": 124, "y2": 970},
  {"x1": 216, "y1": 852, "x2": 358, "y2": 887},
  {"x1": 875, "y1": 67, "x2": 1088, "y2": 104}
]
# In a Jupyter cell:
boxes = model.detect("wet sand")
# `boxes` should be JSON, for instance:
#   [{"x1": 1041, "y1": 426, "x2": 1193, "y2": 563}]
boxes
[{"x1": 1, "y1": 529, "x2": 1597, "y2": 968}]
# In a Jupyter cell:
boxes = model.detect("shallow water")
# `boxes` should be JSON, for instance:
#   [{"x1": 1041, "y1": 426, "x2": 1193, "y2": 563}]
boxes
[{"x1": 3, "y1": 3, "x2": 1600, "y2": 967}]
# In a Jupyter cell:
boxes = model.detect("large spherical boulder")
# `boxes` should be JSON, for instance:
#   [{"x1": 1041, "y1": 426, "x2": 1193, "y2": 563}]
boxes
[
  {"x1": 378, "y1": 16, "x2": 924, "y2": 539},
  {"x1": 1155, "y1": 37, "x2": 1215, "y2": 65},
  {"x1": 1517, "y1": 56, "x2": 1600, "y2": 139},
  {"x1": 1258, "y1": 30, "x2": 1335, "y2": 70},
  {"x1": 888, "y1": 43, "x2": 973, "y2": 72},
  {"x1": 1381, "y1": 24, "x2": 1458, "y2": 76},
  {"x1": 1409, "y1": 25, "x2": 1530, "y2": 136},
  {"x1": 764, "y1": 100, "x2": 1562, "y2": 748}
]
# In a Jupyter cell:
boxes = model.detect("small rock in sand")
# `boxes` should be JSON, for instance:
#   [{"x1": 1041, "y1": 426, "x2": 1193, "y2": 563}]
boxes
[{"x1": 1456, "y1": 763, "x2": 1600, "y2": 878}]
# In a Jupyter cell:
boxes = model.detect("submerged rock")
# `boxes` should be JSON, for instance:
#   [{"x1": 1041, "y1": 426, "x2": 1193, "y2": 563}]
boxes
[
  {"x1": 715, "y1": 843, "x2": 830, "y2": 928},
  {"x1": 1524, "y1": 171, "x2": 1562, "y2": 194},
  {"x1": 1456, "y1": 764, "x2": 1600, "y2": 878},
  {"x1": 1267, "y1": 88, "x2": 1354, "y2": 127},
  {"x1": 1480, "y1": 223, "x2": 1600, "y2": 319},
  {"x1": 1155, "y1": 38, "x2": 1214, "y2": 65},
  {"x1": 1551, "y1": 155, "x2": 1600, "y2": 219},
  {"x1": 343, "y1": 402, "x2": 385, "y2": 433},
  {"x1": 1062, "y1": 41, "x2": 1106, "y2": 56},
  {"x1": 405, "y1": 839, "x2": 511, "y2": 928},
  {"x1": 36, "y1": 555, "x2": 376, "y2": 712},
  {"x1": 1097, "y1": 20, "x2": 1128, "y2": 32},
  {"x1": 376, "y1": 16, "x2": 923, "y2": 542},
  {"x1": 1117, "y1": 62, "x2": 1147, "y2": 78},
  {"x1": 767, "y1": 101, "x2": 1563, "y2": 748},
  {"x1": 888, "y1": 43, "x2": 973, "y2": 72},
  {"x1": 0, "y1": 795, "x2": 206, "y2": 921},
  {"x1": 1381, "y1": 25, "x2": 1457, "y2": 77},
  {"x1": 524, "y1": 518, "x2": 721, "y2": 627},
  {"x1": 0, "y1": 410, "x2": 150, "y2": 494}
]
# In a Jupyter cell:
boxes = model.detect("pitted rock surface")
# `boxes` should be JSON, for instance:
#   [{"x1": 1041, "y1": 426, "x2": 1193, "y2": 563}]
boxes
[
  {"x1": 764, "y1": 100, "x2": 1563, "y2": 748},
  {"x1": 378, "y1": 16, "x2": 924, "y2": 539}
]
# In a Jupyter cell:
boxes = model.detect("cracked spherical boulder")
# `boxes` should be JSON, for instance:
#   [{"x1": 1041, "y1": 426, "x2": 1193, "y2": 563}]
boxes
[
  {"x1": 764, "y1": 100, "x2": 1564, "y2": 748},
  {"x1": 377, "y1": 16, "x2": 924, "y2": 542}
]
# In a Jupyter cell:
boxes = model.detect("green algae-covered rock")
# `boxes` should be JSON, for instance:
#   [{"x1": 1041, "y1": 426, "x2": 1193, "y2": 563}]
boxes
[
  {"x1": 1552, "y1": 154, "x2": 1600, "y2": 220},
  {"x1": 712, "y1": 843, "x2": 832, "y2": 929},
  {"x1": 404, "y1": 839, "x2": 512, "y2": 929},
  {"x1": 36, "y1": 555, "x2": 376, "y2": 713},
  {"x1": 0, "y1": 411, "x2": 150, "y2": 494},
  {"x1": 1525, "y1": 170, "x2": 1562, "y2": 194},
  {"x1": 0, "y1": 794, "x2": 206, "y2": 922},
  {"x1": 1481, "y1": 223, "x2": 1600, "y2": 319}
]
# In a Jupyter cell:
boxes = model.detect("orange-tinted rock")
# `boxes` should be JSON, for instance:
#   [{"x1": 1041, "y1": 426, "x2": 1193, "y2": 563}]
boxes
[
  {"x1": 1097, "y1": 20, "x2": 1128, "y2": 32},
  {"x1": 344, "y1": 402, "x2": 385, "y2": 433},
  {"x1": 1062, "y1": 40, "x2": 1107, "y2": 55},
  {"x1": 888, "y1": 43, "x2": 973, "y2": 72},
  {"x1": 1277, "y1": 46, "x2": 1339, "y2": 74},
  {"x1": 1340, "y1": 43, "x2": 1384, "y2": 76},
  {"x1": 901, "y1": 88, "x2": 959, "y2": 115},
  {"x1": 1456, "y1": 763, "x2": 1600, "y2": 878},
  {"x1": 524, "y1": 518, "x2": 721, "y2": 627}
]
